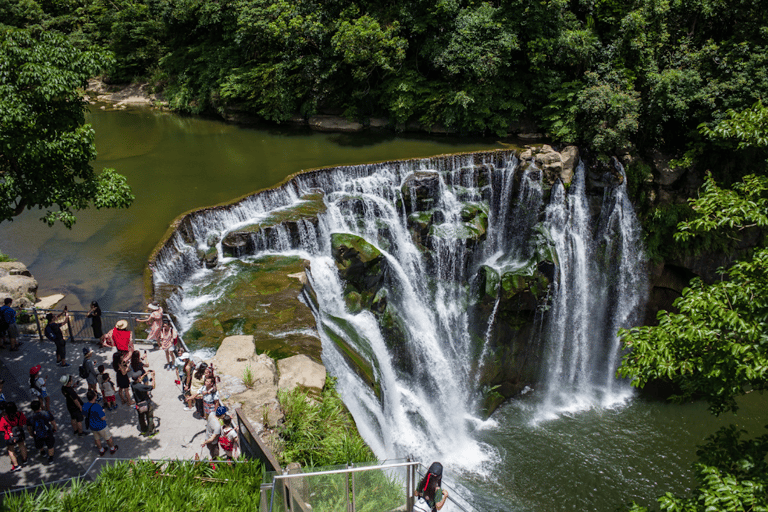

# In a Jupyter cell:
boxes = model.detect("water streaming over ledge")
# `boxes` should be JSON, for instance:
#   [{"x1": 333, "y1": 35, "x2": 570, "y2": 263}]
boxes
[{"x1": 151, "y1": 150, "x2": 647, "y2": 471}]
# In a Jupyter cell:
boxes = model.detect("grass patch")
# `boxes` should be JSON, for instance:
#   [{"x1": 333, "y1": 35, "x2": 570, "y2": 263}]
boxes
[
  {"x1": 2, "y1": 459, "x2": 264, "y2": 511},
  {"x1": 243, "y1": 364, "x2": 255, "y2": 388},
  {"x1": 0, "y1": 251, "x2": 15, "y2": 262},
  {"x1": 278, "y1": 376, "x2": 374, "y2": 468}
]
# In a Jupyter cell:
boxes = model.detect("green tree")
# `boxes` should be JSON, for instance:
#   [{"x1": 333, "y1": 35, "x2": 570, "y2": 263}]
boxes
[
  {"x1": 619, "y1": 105, "x2": 768, "y2": 511},
  {"x1": 0, "y1": 28, "x2": 134, "y2": 227}
]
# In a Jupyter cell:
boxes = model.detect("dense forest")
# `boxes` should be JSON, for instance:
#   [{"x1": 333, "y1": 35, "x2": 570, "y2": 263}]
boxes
[{"x1": 1, "y1": 0, "x2": 767, "y2": 158}]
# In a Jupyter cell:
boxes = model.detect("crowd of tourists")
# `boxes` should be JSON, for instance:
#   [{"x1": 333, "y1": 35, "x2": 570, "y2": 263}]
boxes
[{"x1": 0, "y1": 300, "x2": 240, "y2": 474}]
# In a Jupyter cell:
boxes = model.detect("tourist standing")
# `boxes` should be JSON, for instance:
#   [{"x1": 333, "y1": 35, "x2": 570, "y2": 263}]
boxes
[
  {"x1": 27, "y1": 400, "x2": 57, "y2": 463},
  {"x1": 112, "y1": 352, "x2": 134, "y2": 405},
  {"x1": 82, "y1": 390, "x2": 118, "y2": 456},
  {"x1": 87, "y1": 301, "x2": 103, "y2": 339},
  {"x1": 99, "y1": 367, "x2": 118, "y2": 411},
  {"x1": 413, "y1": 462, "x2": 448, "y2": 511},
  {"x1": 136, "y1": 302, "x2": 163, "y2": 343},
  {"x1": 0, "y1": 402, "x2": 28, "y2": 472},
  {"x1": 158, "y1": 319, "x2": 177, "y2": 369},
  {"x1": 29, "y1": 365, "x2": 50, "y2": 411},
  {"x1": 218, "y1": 414, "x2": 240, "y2": 460},
  {"x1": 44, "y1": 311, "x2": 69, "y2": 367},
  {"x1": 131, "y1": 370, "x2": 156, "y2": 436},
  {"x1": 201, "y1": 406, "x2": 228, "y2": 459},
  {"x1": 60, "y1": 375, "x2": 86, "y2": 437},
  {"x1": 107, "y1": 319, "x2": 133, "y2": 362},
  {"x1": 82, "y1": 348, "x2": 100, "y2": 399},
  {"x1": 0, "y1": 298, "x2": 21, "y2": 351}
]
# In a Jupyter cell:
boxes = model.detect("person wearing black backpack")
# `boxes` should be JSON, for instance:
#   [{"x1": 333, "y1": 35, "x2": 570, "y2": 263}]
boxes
[
  {"x1": 413, "y1": 462, "x2": 448, "y2": 512},
  {"x1": 27, "y1": 400, "x2": 57, "y2": 463},
  {"x1": 44, "y1": 311, "x2": 70, "y2": 367}
]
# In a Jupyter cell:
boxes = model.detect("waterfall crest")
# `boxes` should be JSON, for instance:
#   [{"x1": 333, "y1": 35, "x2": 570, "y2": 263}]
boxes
[{"x1": 151, "y1": 150, "x2": 647, "y2": 468}]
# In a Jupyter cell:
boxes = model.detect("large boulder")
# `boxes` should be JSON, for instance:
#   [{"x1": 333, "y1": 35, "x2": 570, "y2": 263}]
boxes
[
  {"x1": 0, "y1": 262, "x2": 37, "y2": 308},
  {"x1": 211, "y1": 335, "x2": 285, "y2": 429},
  {"x1": 518, "y1": 145, "x2": 577, "y2": 186},
  {"x1": 278, "y1": 354, "x2": 326, "y2": 393},
  {"x1": 331, "y1": 233, "x2": 389, "y2": 299}
]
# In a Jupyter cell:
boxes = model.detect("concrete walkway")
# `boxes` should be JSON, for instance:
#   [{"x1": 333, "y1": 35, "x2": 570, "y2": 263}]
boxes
[{"x1": 0, "y1": 335, "x2": 212, "y2": 491}]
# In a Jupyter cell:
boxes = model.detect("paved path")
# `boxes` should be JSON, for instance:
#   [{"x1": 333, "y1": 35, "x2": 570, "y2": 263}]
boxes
[{"x1": 0, "y1": 336, "x2": 212, "y2": 491}]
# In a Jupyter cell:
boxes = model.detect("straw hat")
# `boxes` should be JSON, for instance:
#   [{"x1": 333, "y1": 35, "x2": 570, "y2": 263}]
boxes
[
  {"x1": 147, "y1": 303, "x2": 159, "y2": 311},
  {"x1": 116, "y1": 319, "x2": 128, "y2": 330},
  {"x1": 60, "y1": 374, "x2": 71, "y2": 385}
]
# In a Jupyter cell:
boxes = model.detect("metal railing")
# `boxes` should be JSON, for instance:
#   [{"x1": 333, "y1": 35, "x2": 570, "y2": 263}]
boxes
[
  {"x1": 14, "y1": 308, "x2": 188, "y2": 353},
  {"x1": 260, "y1": 459, "x2": 472, "y2": 512}
]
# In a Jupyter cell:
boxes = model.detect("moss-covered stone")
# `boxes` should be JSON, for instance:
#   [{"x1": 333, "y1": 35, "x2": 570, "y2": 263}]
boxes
[
  {"x1": 221, "y1": 193, "x2": 326, "y2": 257},
  {"x1": 184, "y1": 255, "x2": 321, "y2": 361}
]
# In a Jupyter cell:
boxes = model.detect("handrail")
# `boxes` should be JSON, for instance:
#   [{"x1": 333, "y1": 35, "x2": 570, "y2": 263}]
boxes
[
  {"x1": 14, "y1": 307, "x2": 189, "y2": 354},
  {"x1": 262, "y1": 460, "x2": 473, "y2": 512},
  {"x1": 271, "y1": 460, "x2": 419, "y2": 480}
]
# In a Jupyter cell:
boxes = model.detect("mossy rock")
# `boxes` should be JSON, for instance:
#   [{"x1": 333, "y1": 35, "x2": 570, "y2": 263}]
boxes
[
  {"x1": 184, "y1": 256, "x2": 320, "y2": 360},
  {"x1": 331, "y1": 233, "x2": 390, "y2": 297}
]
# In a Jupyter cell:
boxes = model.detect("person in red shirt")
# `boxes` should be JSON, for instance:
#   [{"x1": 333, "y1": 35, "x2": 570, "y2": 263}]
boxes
[{"x1": 0, "y1": 402, "x2": 28, "y2": 472}]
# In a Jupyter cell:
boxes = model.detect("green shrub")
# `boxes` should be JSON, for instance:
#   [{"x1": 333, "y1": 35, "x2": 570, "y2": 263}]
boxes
[
  {"x1": 2, "y1": 459, "x2": 264, "y2": 511},
  {"x1": 278, "y1": 376, "x2": 375, "y2": 468}
]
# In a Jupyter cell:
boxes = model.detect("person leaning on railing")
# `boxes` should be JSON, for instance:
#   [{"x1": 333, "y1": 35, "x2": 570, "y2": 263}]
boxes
[{"x1": 103, "y1": 320, "x2": 134, "y2": 362}]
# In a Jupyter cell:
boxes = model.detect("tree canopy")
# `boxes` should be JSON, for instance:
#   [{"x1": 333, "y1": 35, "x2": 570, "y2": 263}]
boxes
[
  {"x1": 2, "y1": 0, "x2": 767, "y2": 156},
  {"x1": 0, "y1": 28, "x2": 134, "y2": 227},
  {"x1": 619, "y1": 105, "x2": 768, "y2": 511}
]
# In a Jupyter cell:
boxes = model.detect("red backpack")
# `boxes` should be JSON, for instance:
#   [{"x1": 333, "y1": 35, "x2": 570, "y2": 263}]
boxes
[{"x1": 218, "y1": 428, "x2": 235, "y2": 451}]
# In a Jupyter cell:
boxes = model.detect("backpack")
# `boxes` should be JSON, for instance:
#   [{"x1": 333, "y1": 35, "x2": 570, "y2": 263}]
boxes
[
  {"x1": 218, "y1": 428, "x2": 235, "y2": 451},
  {"x1": 413, "y1": 496, "x2": 432, "y2": 512},
  {"x1": 0, "y1": 308, "x2": 8, "y2": 332},
  {"x1": 79, "y1": 364, "x2": 89, "y2": 379},
  {"x1": 31, "y1": 413, "x2": 51, "y2": 439}
]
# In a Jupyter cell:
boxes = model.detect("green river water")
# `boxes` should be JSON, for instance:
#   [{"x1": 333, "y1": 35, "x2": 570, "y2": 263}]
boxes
[{"x1": 3, "y1": 105, "x2": 766, "y2": 511}]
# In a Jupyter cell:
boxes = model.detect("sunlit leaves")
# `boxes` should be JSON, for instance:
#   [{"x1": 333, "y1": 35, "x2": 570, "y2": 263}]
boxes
[{"x1": 0, "y1": 27, "x2": 133, "y2": 228}]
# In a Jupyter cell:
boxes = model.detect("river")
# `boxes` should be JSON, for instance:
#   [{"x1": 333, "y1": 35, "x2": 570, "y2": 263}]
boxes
[{"x1": 4, "y1": 106, "x2": 767, "y2": 511}]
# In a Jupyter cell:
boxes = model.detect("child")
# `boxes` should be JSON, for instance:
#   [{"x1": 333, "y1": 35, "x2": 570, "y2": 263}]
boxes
[
  {"x1": 98, "y1": 366, "x2": 118, "y2": 411},
  {"x1": 29, "y1": 365, "x2": 50, "y2": 411}
]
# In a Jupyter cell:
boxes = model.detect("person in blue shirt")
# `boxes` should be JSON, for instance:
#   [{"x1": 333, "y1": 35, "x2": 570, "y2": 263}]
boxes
[
  {"x1": 82, "y1": 390, "x2": 118, "y2": 456},
  {"x1": 0, "y1": 298, "x2": 21, "y2": 351}
]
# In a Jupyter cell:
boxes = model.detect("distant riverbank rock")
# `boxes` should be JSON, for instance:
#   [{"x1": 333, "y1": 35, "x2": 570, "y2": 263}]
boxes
[
  {"x1": 86, "y1": 78, "x2": 167, "y2": 108},
  {"x1": 0, "y1": 262, "x2": 38, "y2": 308}
]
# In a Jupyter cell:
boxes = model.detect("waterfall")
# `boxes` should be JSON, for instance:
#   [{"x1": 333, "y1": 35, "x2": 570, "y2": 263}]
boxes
[
  {"x1": 537, "y1": 160, "x2": 647, "y2": 420},
  {"x1": 151, "y1": 150, "x2": 647, "y2": 469}
]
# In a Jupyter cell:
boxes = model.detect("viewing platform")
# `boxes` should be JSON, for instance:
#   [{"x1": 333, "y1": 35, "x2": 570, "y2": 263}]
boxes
[{"x1": 0, "y1": 333, "x2": 206, "y2": 491}]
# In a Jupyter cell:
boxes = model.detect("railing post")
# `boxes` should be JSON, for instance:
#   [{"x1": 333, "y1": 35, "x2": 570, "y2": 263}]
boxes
[
  {"x1": 33, "y1": 308, "x2": 43, "y2": 341},
  {"x1": 350, "y1": 463, "x2": 356, "y2": 512},
  {"x1": 66, "y1": 312, "x2": 74, "y2": 343},
  {"x1": 406, "y1": 456, "x2": 414, "y2": 512}
]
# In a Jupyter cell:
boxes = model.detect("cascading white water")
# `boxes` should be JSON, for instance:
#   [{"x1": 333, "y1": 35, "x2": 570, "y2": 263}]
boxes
[
  {"x1": 537, "y1": 160, "x2": 647, "y2": 420},
  {"x1": 151, "y1": 150, "x2": 647, "y2": 472}
]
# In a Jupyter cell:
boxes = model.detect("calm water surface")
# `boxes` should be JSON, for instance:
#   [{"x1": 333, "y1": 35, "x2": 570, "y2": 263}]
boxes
[{"x1": 2, "y1": 105, "x2": 503, "y2": 310}]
